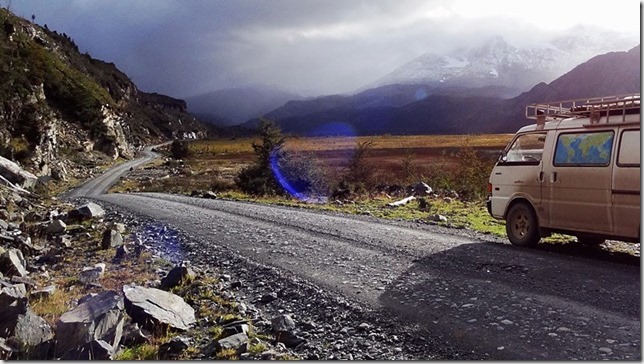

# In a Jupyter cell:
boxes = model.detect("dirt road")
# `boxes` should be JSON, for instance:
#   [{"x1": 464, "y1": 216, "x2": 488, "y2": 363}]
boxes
[{"x1": 67, "y1": 149, "x2": 641, "y2": 360}]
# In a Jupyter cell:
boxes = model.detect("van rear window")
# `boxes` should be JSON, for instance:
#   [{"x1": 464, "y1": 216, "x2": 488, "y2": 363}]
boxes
[
  {"x1": 554, "y1": 131, "x2": 614, "y2": 167},
  {"x1": 617, "y1": 130, "x2": 640, "y2": 167}
]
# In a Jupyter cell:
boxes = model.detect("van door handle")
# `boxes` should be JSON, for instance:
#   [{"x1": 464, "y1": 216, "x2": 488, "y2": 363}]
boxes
[
  {"x1": 549, "y1": 172, "x2": 558, "y2": 183},
  {"x1": 538, "y1": 171, "x2": 544, "y2": 182}
]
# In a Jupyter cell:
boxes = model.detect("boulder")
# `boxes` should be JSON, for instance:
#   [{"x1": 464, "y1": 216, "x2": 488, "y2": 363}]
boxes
[
  {"x1": 9, "y1": 309, "x2": 54, "y2": 359},
  {"x1": 271, "y1": 314, "x2": 296, "y2": 332},
  {"x1": 215, "y1": 332, "x2": 248, "y2": 352},
  {"x1": 160, "y1": 265, "x2": 195, "y2": 289},
  {"x1": 100, "y1": 229, "x2": 123, "y2": 249},
  {"x1": 59, "y1": 339, "x2": 113, "y2": 360},
  {"x1": 0, "y1": 156, "x2": 37, "y2": 190},
  {"x1": 30, "y1": 285, "x2": 56, "y2": 300},
  {"x1": 67, "y1": 203, "x2": 105, "y2": 221},
  {"x1": 0, "y1": 249, "x2": 28, "y2": 277},
  {"x1": 79, "y1": 263, "x2": 106, "y2": 284},
  {"x1": 55, "y1": 290, "x2": 125, "y2": 357},
  {"x1": 411, "y1": 181, "x2": 433, "y2": 197},
  {"x1": 123, "y1": 285, "x2": 195, "y2": 331},
  {"x1": 0, "y1": 337, "x2": 13, "y2": 360},
  {"x1": 158, "y1": 336, "x2": 190, "y2": 359},
  {"x1": 45, "y1": 219, "x2": 66, "y2": 235},
  {"x1": 0, "y1": 283, "x2": 28, "y2": 337}
]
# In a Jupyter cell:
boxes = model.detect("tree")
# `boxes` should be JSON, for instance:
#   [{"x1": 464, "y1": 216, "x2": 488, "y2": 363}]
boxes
[
  {"x1": 235, "y1": 119, "x2": 285, "y2": 195},
  {"x1": 170, "y1": 140, "x2": 190, "y2": 160}
]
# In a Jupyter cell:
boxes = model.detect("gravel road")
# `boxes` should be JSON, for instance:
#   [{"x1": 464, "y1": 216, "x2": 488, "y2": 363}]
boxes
[
  {"x1": 68, "y1": 149, "x2": 641, "y2": 360},
  {"x1": 90, "y1": 192, "x2": 640, "y2": 360}
]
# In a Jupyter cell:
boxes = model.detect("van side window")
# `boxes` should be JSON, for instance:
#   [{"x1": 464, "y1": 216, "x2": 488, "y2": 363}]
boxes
[
  {"x1": 504, "y1": 133, "x2": 546, "y2": 164},
  {"x1": 617, "y1": 130, "x2": 640, "y2": 167},
  {"x1": 554, "y1": 131, "x2": 614, "y2": 167}
]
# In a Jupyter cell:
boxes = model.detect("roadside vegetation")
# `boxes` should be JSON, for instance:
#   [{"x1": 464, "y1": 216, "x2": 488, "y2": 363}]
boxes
[{"x1": 111, "y1": 121, "x2": 512, "y2": 237}]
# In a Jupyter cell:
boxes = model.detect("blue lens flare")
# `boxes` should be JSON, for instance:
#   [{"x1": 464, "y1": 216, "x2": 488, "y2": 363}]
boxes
[{"x1": 269, "y1": 149, "x2": 307, "y2": 200}]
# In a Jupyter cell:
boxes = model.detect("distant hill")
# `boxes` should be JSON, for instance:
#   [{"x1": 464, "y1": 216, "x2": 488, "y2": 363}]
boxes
[
  {"x1": 185, "y1": 86, "x2": 302, "y2": 126},
  {"x1": 243, "y1": 45, "x2": 640, "y2": 136},
  {"x1": 0, "y1": 8, "x2": 219, "y2": 181}
]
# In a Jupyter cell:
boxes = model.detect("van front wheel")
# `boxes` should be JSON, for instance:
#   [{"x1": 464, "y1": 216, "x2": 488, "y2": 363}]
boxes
[{"x1": 506, "y1": 202, "x2": 540, "y2": 247}]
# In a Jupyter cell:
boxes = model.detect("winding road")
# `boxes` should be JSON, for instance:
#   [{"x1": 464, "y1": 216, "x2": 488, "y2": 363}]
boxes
[{"x1": 65, "y1": 145, "x2": 641, "y2": 360}]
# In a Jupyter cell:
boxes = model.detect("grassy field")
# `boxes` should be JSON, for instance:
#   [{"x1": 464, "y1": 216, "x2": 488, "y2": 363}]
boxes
[
  {"x1": 185, "y1": 134, "x2": 513, "y2": 189},
  {"x1": 111, "y1": 134, "x2": 513, "y2": 237}
]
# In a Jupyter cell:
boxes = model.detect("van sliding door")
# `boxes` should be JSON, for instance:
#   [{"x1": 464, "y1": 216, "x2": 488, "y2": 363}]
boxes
[{"x1": 544, "y1": 130, "x2": 614, "y2": 234}]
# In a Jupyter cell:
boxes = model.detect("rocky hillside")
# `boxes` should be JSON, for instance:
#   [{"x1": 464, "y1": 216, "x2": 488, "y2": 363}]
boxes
[{"x1": 0, "y1": 8, "x2": 217, "y2": 182}]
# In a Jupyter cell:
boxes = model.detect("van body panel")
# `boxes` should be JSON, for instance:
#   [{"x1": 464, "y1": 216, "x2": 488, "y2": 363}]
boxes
[
  {"x1": 612, "y1": 128, "x2": 641, "y2": 238},
  {"x1": 487, "y1": 94, "x2": 640, "y2": 244}
]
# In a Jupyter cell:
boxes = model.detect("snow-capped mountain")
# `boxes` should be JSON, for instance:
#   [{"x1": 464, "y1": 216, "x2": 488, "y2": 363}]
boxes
[{"x1": 370, "y1": 27, "x2": 638, "y2": 95}]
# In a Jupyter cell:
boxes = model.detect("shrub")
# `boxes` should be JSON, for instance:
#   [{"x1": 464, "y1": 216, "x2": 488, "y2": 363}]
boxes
[
  {"x1": 170, "y1": 140, "x2": 190, "y2": 160},
  {"x1": 234, "y1": 119, "x2": 285, "y2": 196}
]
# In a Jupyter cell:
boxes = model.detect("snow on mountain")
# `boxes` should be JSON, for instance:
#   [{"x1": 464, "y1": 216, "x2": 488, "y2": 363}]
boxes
[{"x1": 370, "y1": 28, "x2": 638, "y2": 95}]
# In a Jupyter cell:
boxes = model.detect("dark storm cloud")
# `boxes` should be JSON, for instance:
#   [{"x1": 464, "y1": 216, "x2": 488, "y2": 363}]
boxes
[{"x1": 9, "y1": 0, "x2": 641, "y2": 98}]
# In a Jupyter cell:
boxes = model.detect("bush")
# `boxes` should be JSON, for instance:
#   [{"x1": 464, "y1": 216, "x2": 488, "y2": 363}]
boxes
[
  {"x1": 170, "y1": 140, "x2": 190, "y2": 160},
  {"x1": 235, "y1": 119, "x2": 284, "y2": 196}
]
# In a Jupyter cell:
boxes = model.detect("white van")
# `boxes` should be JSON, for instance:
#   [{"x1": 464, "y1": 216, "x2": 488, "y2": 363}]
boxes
[{"x1": 487, "y1": 94, "x2": 640, "y2": 247}]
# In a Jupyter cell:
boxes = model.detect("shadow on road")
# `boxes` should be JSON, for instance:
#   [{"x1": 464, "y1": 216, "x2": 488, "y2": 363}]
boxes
[{"x1": 377, "y1": 241, "x2": 640, "y2": 360}]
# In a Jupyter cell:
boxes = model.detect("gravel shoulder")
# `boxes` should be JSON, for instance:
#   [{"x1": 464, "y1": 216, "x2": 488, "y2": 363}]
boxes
[{"x1": 93, "y1": 192, "x2": 641, "y2": 360}]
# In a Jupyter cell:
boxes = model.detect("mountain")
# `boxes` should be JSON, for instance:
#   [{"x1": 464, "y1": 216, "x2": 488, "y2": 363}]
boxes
[
  {"x1": 0, "y1": 8, "x2": 218, "y2": 181},
  {"x1": 244, "y1": 45, "x2": 640, "y2": 136},
  {"x1": 185, "y1": 86, "x2": 302, "y2": 126},
  {"x1": 370, "y1": 29, "x2": 638, "y2": 95}
]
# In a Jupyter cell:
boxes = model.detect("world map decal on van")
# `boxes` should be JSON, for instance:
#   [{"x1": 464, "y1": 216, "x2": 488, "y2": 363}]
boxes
[{"x1": 554, "y1": 132, "x2": 614, "y2": 166}]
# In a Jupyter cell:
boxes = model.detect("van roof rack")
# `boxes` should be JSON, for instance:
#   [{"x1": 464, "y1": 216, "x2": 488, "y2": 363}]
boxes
[{"x1": 526, "y1": 93, "x2": 640, "y2": 125}]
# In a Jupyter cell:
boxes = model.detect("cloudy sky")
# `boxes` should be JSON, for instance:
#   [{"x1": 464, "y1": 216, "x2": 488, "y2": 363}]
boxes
[{"x1": 10, "y1": 0, "x2": 641, "y2": 98}]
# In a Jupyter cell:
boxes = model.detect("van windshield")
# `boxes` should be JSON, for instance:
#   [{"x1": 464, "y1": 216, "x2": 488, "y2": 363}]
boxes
[{"x1": 504, "y1": 133, "x2": 546, "y2": 163}]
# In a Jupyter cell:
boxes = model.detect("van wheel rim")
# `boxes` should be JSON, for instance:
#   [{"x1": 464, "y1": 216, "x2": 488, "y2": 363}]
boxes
[{"x1": 512, "y1": 213, "x2": 529, "y2": 237}]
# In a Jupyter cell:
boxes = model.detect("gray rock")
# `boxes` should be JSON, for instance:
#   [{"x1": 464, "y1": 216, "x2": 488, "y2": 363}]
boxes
[
  {"x1": 215, "y1": 332, "x2": 248, "y2": 352},
  {"x1": 159, "y1": 336, "x2": 190, "y2": 359},
  {"x1": 260, "y1": 292, "x2": 278, "y2": 303},
  {"x1": 0, "y1": 337, "x2": 13, "y2": 360},
  {"x1": 0, "y1": 219, "x2": 8, "y2": 231},
  {"x1": 428, "y1": 214, "x2": 448, "y2": 223},
  {"x1": 100, "y1": 229, "x2": 123, "y2": 249},
  {"x1": 55, "y1": 235, "x2": 72, "y2": 248},
  {"x1": 55, "y1": 290, "x2": 125, "y2": 357},
  {"x1": 271, "y1": 314, "x2": 296, "y2": 332},
  {"x1": 108, "y1": 222, "x2": 126, "y2": 234},
  {"x1": 113, "y1": 245, "x2": 129, "y2": 262},
  {"x1": 10, "y1": 309, "x2": 54, "y2": 359},
  {"x1": 0, "y1": 283, "x2": 28, "y2": 338},
  {"x1": 0, "y1": 156, "x2": 38, "y2": 189},
  {"x1": 79, "y1": 263, "x2": 106, "y2": 284},
  {"x1": 60, "y1": 339, "x2": 113, "y2": 360},
  {"x1": 68, "y1": 202, "x2": 105, "y2": 221},
  {"x1": 0, "y1": 249, "x2": 28, "y2": 277},
  {"x1": 45, "y1": 219, "x2": 66, "y2": 235},
  {"x1": 121, "y1": 322, "x2": 149, "y2": 346},
  {"x1": 30, "y1": 285, "x2": 56, "y2": 300},
  {"x1": 412, "y1": 182, "x2": 433, "y2": 197},
  {"x1": 160, "y1": 265, "x2": 195, "y2": 289},
  {"x1": 123, "y1": 285, "x2": 195, "y2": 331}
]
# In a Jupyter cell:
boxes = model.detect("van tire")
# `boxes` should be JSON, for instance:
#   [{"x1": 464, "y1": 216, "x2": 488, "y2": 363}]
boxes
[{"x1": 506, "y1": 202, "x2": 540, "y2": 247}]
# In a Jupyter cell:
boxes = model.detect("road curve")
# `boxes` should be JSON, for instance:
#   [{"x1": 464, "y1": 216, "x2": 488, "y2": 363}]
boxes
[
  {"x1": 62, "y1": 142, "x2": 169, "y2": 199},
  {"x1": 66, "y1": 147, "x2": 641, "y2": 360}
]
